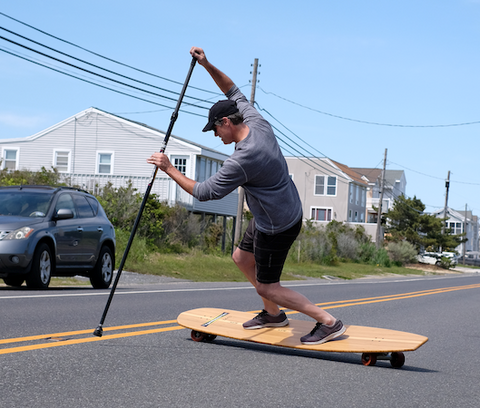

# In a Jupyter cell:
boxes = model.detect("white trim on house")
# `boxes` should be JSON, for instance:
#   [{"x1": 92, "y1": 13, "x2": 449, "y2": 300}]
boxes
[
  {"x1": 1, "y1": 146, "x2": 20, "y2": 170},
  {"x1": 0, "y1": 107, "x2": 239, "y2": 218},
  {"x1": 53, "y1": 149, "x2": 71, "y2": 173}
]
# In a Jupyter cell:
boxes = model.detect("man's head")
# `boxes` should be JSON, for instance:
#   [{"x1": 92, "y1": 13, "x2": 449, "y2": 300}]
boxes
[{"x1": 202, "y1": 100, "x2": 243, "y2": 132}]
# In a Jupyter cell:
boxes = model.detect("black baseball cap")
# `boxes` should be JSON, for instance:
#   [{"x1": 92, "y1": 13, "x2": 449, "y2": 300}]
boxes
[{"x1": 202, "y1": 99, "x2": 239, "y2": 132}]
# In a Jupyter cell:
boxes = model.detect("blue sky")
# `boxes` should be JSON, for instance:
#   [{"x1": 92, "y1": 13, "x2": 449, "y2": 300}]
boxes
[{"x1": 1, "y1": 1, "x2": 479, "y2": 215}]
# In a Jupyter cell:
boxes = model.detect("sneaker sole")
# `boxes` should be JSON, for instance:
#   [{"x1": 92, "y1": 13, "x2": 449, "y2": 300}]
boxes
[
  {"x1": 301, "y1": 325, "x2": 347, "y2": 345},
  {"x1": 243, "y1": 320, "x2": 289, "y2": 330}
]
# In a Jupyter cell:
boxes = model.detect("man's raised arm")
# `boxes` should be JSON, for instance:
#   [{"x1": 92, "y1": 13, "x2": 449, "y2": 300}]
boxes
[{"x1": 190, "y1": 47, "x2": 234, "y2": 94}]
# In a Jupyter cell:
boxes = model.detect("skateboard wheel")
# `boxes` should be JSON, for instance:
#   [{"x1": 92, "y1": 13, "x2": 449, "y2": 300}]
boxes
[
  {"x1": 390, "y1": 352, "x2": 405, "y2": 368},
  {"x1": 190, "y1": 330, "x2": 216, "y2": 343},
  {"x1": 361, "y1": 353, "x2": 377, "y2": 366}
]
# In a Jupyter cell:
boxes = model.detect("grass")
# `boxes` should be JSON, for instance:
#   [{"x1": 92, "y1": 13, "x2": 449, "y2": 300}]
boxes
[
  {"x1": 1, "y1": 253, "x2": 466, "y2": 289},
  {"x1": 121, "y1": 251, "x2": 433, "y2": 282}
]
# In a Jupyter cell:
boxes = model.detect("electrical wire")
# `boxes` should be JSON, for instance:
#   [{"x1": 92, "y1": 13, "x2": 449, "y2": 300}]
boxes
[
  {"x1": 258, "y1": 86, "x2": 480, "y2": 128},
  {"x1": 0, "y1": 26, "x2": 213, "y2": 106},
  {"x1": 0, "y1": 11, "x2": 218, "y2": 95},
  {"x1": 0, "y1": 46, "x2": 205, "y2": 118},
  {"x1": 0, "y1": 34, "x2": 210, "y2": 110}
]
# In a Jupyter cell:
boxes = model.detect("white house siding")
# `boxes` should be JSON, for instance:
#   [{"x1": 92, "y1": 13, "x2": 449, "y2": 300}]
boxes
[{"x1": 0, "y1": 108, "x2": 238, "y2": 219}]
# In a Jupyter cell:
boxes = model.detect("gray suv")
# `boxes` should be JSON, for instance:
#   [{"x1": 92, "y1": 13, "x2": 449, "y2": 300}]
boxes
[{"x1": 0, "y1": 186, "x2": 116, "y2": 289}]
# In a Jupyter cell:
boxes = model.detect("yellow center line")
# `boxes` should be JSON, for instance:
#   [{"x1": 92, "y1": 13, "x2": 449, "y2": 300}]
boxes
[
  {"x1": 0, "y1": 326, "x2": 184, "y2": 355},
  {"x1": 0, "y1": 320, "x2": 177, "y2": 345},
  {"x1": 1, "y1": 283, "x2": 479, "y2": 355}
]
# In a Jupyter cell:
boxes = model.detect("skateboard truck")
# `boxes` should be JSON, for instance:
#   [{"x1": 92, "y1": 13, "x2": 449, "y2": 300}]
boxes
[{"x1": 361, "y1": 352, "x2": 406, "y2": 368}]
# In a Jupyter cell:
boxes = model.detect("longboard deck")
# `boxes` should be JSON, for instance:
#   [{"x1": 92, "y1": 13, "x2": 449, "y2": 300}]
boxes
[{"x1": 177, "y1": 308, "x2": 428, "y2": 355}]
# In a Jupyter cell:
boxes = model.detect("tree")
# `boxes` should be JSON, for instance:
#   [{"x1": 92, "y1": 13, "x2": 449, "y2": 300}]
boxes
[{"x1": 385, "y1": 195, "x2": 463, "y2": 252}]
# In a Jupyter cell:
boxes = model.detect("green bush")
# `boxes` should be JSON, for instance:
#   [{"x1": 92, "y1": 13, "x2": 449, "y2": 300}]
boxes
[
  {"x1": 0, "y1": 166, "x2": 64, "y2": 186},
  {"x1": 372, "y1": 248, "x2": 391, "y2": 267},
  {"x1": 387, "y1": 241, "x2": 418, "y2": 266}
]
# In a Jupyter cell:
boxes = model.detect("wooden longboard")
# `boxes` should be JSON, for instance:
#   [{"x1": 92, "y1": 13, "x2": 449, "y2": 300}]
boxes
[{"x1": 177, "y1": 308, "x2": 428, "y2": 368}]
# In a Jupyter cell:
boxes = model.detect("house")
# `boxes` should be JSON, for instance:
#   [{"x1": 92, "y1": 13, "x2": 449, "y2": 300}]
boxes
[
  {"x1": 284, "y1": 157, "x2": 376, "y2": 238},
  {"x1": 350, "y1": 168, "x2": 407, "y2": 223},
  {"x1": 432, "y1": 207, "x2": 480, "y2": 254},
  {"x1": 0, "y1": 107, "x2": 239, "y2": 222}
]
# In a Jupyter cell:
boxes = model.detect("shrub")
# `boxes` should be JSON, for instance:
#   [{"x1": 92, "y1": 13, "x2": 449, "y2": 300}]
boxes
[
  {"x1": 372, "y1": 248, "x2": 391, "y2": 267},
  {"x1": 387, "y1": 241, "x2": 418, "y2": 266}
]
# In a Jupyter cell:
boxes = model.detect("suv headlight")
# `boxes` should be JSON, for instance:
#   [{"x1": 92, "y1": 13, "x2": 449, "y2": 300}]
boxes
[{"x1": 4, "y1": 227, "x2": 34, "y2": 240}]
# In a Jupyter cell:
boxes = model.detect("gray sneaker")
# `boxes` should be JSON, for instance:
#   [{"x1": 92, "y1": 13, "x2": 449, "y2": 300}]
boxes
[
  {"x1": 300, "y1": 320, "x2": 346, "y2": 345},
  {"x1": 243, "y1": 310, "x2": 289, "y2": 330}
]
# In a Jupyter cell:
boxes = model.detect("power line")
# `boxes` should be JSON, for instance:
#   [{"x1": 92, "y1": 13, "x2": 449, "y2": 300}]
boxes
[
  {"x1": 0, "y1": 46, "x2": 205, "y2": 118},
  {"x1": 259, "y1": 86, "x2": 480, "y2": 128},
  {"x1": 256, "y1": 104, "x2": 329, "y2": 159},
  {"x1": 0, "y1": 33, "x2": 210, "y2": 110},
  {"x1": 388, "y1": 160, "x2": 480, "y2": 186},
  {"x1": 0, "y1": 11, "x2": 218, "y2": 95},
  {"x1": 0, "y1": 26, "x2": 213, "y2": 106}
]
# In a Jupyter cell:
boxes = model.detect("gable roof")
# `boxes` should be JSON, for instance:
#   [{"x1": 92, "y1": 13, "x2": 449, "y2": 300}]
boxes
[
  {"x1": 330, "y1": 160, "x2": 368, "y2": 186},
  {"x1": 350, "y1": 167, "x2": 405, "y2": 186}
]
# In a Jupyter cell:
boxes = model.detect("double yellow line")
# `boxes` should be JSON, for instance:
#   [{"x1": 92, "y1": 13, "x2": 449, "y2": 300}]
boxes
[
  {"x1": 0, "y1": 321, "x2": 183, "y2": 355},
  {"x1": 1, "y1": 283, "x2": 479, "y2": 355}
]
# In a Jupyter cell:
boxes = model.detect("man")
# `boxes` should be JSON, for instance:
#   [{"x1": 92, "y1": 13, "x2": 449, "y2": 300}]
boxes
[{"x1": 147, "y1": 47, "x2": 345, "y2": 345}]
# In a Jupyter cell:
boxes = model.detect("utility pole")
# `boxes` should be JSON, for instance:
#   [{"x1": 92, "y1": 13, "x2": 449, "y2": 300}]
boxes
[
  {"x1": 233, "y1": 58, "x2": 259, "y2": 248},
  {"x1": 463, "y1": 203, "x2": 467, "y2": 265},
  {"x1": 442, "y1": 171, "x2": 451, "y2": 235},
  {"x1": 376, "y1": 148, "x2": 387, "y2": 248},
  {"x1": 440, "y1": 170, "x2": 450, "y2": 253}
]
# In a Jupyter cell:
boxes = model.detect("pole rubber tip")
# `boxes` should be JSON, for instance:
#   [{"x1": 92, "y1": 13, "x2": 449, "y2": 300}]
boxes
[{"x1": 93, "y1": 326, "x2": 103, "y2": 337}]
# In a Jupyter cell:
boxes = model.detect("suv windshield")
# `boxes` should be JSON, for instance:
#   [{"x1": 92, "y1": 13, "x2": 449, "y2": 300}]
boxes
[{"x1": 0, "y1": 191, "x2": 53, "y2": 217}]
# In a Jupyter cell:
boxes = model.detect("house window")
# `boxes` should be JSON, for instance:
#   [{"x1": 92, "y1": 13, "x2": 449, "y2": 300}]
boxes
[
  {"x1": 54, "y1": 150, "x2": 70, "y2": 173},
  {"x1": 311, "y1": 207, "x2": 332, "y2": 222},
  {"x1": 355, "y1": 185, "x2": 360, "y2": 205},
  {"x1": 196, "y1": 156, "x2": 222, "y2": 182},
  {"x1": 315, "y1": 176, "x2": 336, "y2": 196},
  {"x1": 361, "y1": 188, "x2": 366, "y2": 206},
  {"x1": 349, "y1": 209, "x2": 352, "y2": 221},
  {"x1": 327, "y1": 176, "x2": 337, "y2": 196},
  {"x1": 315, "y1": 176, "x2": 325, "y2": 195},
  {"x1": 97, "y1": 152, "x2": 113, "y2": 174},
  {"x1": 197, "y1": 157, "x2": 206, "y2": 182},
  {"x1": 173, "y1": 157, "x2": 187, "y2": 175},
  {"x1": 449, "y1": 222, "x2": 463, "y2": 234},
  {"x1": 2, "y1": 149, "x2": 18, "y2": 170},
  {"x1": 349, "y1": 184, "x2": 353, "y2": 203}
]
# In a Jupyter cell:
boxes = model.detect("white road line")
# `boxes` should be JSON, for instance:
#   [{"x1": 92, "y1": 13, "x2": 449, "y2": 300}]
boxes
[{"x1": 0, "y1": 275, "x2": 463, "y2": 300}]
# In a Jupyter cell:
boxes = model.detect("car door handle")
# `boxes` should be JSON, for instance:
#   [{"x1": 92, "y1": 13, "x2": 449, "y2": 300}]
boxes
[
  {"x1": 77, "y1": 227, "x2": 84, "y2": 232},
  {"x1": 97, "y1": 227, "x2": 104, "y2": 232}
]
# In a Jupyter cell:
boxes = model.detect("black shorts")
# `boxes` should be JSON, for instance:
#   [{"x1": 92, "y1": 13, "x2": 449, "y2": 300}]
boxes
[{"x1": 238, "y1": 218, "x2": 302, "y2": 284}]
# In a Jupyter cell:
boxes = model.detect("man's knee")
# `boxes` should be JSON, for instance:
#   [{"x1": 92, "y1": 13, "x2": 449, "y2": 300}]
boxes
[
  {"x1": 232, "y1": 248, "x2": 254, "y2": 268},
  {"x1": 256, "y1": 281, "x2": 279, "y2": 299}
]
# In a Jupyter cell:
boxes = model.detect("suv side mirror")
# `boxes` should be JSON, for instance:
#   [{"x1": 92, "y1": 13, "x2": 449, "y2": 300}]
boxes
[{"x1": 54, "y1": 209, "x2": 74, "y2": 220}]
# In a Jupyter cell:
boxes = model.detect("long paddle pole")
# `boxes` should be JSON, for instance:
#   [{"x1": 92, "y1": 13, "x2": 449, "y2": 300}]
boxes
[{"x1": 93, "y1": 57, "x2": 196, "y2": 337}]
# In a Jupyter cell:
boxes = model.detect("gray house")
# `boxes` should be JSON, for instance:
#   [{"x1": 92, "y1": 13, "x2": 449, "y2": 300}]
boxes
[
  {"x1": 351, "y1": 168, "x2": 407, "y2": 224},
  {"x1": 0, "y1": 107, "x2": 238, "y2": 220},
  {"x1": 285, "y1": 157, "x2": 375, "y2": 238},
  {"x1": 433, "y1": 207, "x2": 480, "y2": 254}
]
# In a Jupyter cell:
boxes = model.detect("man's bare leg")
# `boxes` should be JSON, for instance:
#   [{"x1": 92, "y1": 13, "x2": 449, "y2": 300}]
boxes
[
  {"x1": 232, "y1": 247, "x2": 335, "y2": 324},
  {"x1": 232, "y1": 247, "x2": 282, "y2": 316}
]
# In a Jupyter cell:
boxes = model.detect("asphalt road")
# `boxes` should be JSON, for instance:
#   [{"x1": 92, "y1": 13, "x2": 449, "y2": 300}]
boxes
[{"x1": 1, "y1": 271, "x2": 480, "y2": 407}]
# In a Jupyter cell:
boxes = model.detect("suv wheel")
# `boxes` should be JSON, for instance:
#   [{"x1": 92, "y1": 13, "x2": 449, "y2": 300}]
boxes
[
  {"x1": 26, "y1": 243, "x2": 52, "y2": 289},
  {"x1": 3, "y1": 276, "x2": 25, "y2": 287},
  {"x1": 90, "y1": 246, "x2": 114, "y2": 289}
]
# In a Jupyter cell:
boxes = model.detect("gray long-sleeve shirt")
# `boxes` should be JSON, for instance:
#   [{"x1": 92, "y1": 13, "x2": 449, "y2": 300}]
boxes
[{"x1": 192, "y1": 85, "x2": 302, "y2": 235}]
